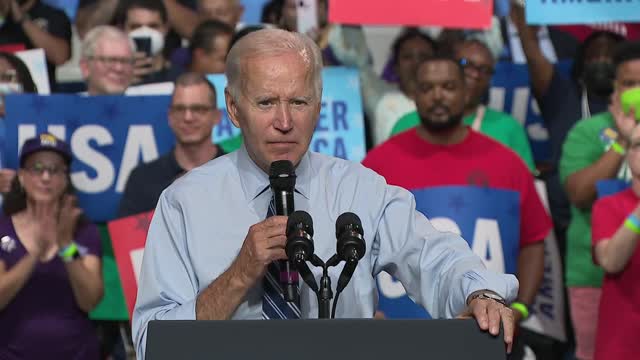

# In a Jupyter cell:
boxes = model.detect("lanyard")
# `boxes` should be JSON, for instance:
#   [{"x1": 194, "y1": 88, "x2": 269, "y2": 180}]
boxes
[{"x1": 471, "y1": 105, "x2": 486, "y2": 131}]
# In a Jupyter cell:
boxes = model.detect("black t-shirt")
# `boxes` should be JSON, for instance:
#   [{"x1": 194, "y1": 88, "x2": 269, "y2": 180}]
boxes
[
  {"x1": 539, "y1": 70, "x2": 608, "y2": 228},
  {"x1": 0, "y1": 2, "x2": 72, "y2": 90},
  {"x1": 117, "y1": 146, "x2": 225, "y2": 218}
]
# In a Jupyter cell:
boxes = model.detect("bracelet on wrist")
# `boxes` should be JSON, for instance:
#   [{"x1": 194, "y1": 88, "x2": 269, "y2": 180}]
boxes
[
  {"x1": 510, "y1": 301, "x2": 529, "y2": 320},
  {"x1": 58, "y1": 242, "x2": 81, "y2": 262},
  {"x1": 624, "y1": 215, "x2": 640, "y2": 235},
  {"x1": 610, "y1": 141, "x2": 626, "y2": 155}
]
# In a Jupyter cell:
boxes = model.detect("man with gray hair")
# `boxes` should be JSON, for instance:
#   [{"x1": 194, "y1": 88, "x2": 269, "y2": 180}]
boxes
[
  {"x1": 132, "y1": 28, "x2": 518, "y2": 359},
  {"x1": 79, "y1": 25, "x2": 135, "y2": 95}
]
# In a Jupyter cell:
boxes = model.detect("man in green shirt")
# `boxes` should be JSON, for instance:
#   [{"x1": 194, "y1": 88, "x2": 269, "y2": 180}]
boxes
[
  {"x1": 391, "y1": 39, "x2": 535, "y2": 172},
  {"x1": 559, "y1": 41, "x2": 640, "y2": 360}
]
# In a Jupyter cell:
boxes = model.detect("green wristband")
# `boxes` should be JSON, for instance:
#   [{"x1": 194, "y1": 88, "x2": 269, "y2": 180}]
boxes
[
  {"x1": 58, "y1": 242, "x2": 79, "y2": 262},
  {"x1": 611, "y1": 141, "x2": 626, "y2": 155},
  {"x1": 624, "y1": 216, "x2": 640, "y2": 235},
  {"x1": 510, "y1": 302, "x2": 529, "y2": 319}
]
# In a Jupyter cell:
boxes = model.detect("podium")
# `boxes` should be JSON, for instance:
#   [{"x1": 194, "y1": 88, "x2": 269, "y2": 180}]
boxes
[{"x1": 146, "y1": 319, "x2": 506, "y2": 359}]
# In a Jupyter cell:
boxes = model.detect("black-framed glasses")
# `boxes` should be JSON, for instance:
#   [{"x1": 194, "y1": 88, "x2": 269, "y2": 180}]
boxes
[
  {"x1": 459, "y1": 58, "x2": 494, "y2": 77},
  {"x1": 24, "y1": 163, "x2": 68, "y2": 177},
  {"x1": 88, "y1": 56, "x2": 135, "y2": 67},
  {"x1": 169, "y1": 104, "x2": 214, "y2": 116},
  {"x1": 0, "y1": 69, "x2": 18, "y2": 83}
]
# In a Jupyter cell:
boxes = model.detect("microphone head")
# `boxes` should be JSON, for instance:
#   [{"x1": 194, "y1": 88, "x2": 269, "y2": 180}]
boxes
[
  {"x1": 335, "y1": 212, "x2": 363, "y2": 238},
  {"x1": 269, "y1": 160, "x2": 296, "y2": 191},
  {"x1": 287, "y1": 210, "x2": 314, "y2": 237},
  {"x1": 335, "y1": 212, "x2": 365, "y2": 261}
]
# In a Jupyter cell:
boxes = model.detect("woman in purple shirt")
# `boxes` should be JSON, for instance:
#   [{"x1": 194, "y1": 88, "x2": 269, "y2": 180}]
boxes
[{"x1": 0, "y1": 134, "x2": 103, "y2": 359}]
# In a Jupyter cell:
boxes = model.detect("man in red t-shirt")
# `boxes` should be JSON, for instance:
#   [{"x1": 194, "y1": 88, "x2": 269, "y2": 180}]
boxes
[
  {"x1": 591, "y1": 124, "x2": 640, "y2": 360},
  {"x1": 363, "y1": 55, "x2": 551, "y2": 332}
]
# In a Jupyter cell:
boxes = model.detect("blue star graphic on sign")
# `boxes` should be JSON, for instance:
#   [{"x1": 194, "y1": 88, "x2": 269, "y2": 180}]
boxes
[
  {"x1": 30, "y1": 96, "x2": 48, "y2": 114},
  {"x1": 448, "y1": 194, "x2": 466, "y2": 213},
  {"x1": 102, "y1": 102, "x2": 121, "y2": 121}
]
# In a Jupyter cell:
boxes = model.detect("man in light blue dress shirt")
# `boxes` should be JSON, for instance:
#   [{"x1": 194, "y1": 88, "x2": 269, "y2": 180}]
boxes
[{"x1": 132, "y1": 28, "x2": 519, "y2": 359}]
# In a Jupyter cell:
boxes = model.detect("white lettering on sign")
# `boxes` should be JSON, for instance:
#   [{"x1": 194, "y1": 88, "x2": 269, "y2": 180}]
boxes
[
  {"x1": 131, "y1": 248, "x2": 145, "y2": 285},
  {"x1": 116, "y1": 125, "x2": 159, "y2": 192},
  {"x1": 377, "y1": 271, "x2": 407, "y2": 299},
  {"x1": 472, "y1": 218, "x2": 505, "y2": 273},
  {"x1": 377, "y1": 217, "x2": 505, "y2": 298},
  {"x1": 70, "y1": 125, "x2": 115, "y2": 193},
  {"x1": 16, "y1": 124, "x2": 161, "y2": 194}
]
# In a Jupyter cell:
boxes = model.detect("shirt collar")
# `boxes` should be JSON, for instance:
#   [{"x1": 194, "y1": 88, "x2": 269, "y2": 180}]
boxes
[{"x1": 236, "y1": 144, "x2": 311, "y2": 203}]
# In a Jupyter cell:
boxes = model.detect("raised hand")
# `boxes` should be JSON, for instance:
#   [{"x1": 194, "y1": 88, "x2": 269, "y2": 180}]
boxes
[{"x1": 56, "y1": 194, "x2": 83, "y2": 247}]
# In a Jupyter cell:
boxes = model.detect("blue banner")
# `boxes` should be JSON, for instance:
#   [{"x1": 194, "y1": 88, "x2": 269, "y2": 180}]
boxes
[
  {"x1": 3, "y1": 68, "x2": 365, "y2": 222},
  {"x1": 377, "y1": 186, "x2": 520, "y2": 319},
  {"x1": 526, "y1": 0, "x2": 640, "y2": 25},
  {"x1": 489, "y1": 61, "x2": 572, "y2": 162},
  {"x1": 208, "y1": 67, "x2": 366, "y2": 161},
  {"x1": 3, "y1": 95, "x2": 175, "y2": 222}
]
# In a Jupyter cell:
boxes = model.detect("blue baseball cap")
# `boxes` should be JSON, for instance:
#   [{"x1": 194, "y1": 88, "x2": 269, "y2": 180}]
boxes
[{"x1": 19, "y1": 133, "x2": 72, "y2": 167}]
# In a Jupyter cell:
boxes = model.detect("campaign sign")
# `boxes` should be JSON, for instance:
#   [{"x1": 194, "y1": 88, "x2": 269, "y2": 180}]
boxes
[
  {"x1": 377, "y1": 186, "x2": 520, "y2": 318},
  {"x1": 526, "y1": 0, "x2": 640, "y2": 25},
  {"x1": 3, "y1": 95, "x2": 175, "y2": 222}
]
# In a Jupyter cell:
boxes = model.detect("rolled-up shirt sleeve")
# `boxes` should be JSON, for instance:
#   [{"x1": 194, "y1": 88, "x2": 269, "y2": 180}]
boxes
[
  {"x1": 370, "y1": 181, "x2": 519, "y2": 318},
  {"x1": 132, "y1": 188, "x2": 199, "y2": 359}
]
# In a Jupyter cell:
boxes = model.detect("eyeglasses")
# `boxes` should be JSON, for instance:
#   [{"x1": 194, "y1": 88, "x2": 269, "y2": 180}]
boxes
[
  {"x1": 459, "y1": 58, "x2": 494, "y2": 77},
  {"x1": 0, "y1": 69, "x2": 17, "y2": 83},
  {"x1": 169, "y1": 104, "x2": 214, "y2": 116},
  {"x1": 24, "y1": 163, "x2": 68, "y2": 177},
  {"x1": 88, "y1": 56, "x2": 135, "y2": 67}
]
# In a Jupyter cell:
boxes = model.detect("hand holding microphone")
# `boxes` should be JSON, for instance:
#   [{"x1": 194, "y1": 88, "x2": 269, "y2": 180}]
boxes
[
  {"x1": 234, "y1": 216, "x2": 288, "y2": 287},
  {"x1": 269, "y1": 160, "x2": 299, "y2": 302}
]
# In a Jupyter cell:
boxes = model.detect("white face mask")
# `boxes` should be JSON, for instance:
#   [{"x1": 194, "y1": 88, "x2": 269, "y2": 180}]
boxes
[
  {"x1": 0, "y1": 82, "x2": 23, "y2": 95},
  {"x1": 128, "y1": 26, "x2": 165, "y2": 56}
]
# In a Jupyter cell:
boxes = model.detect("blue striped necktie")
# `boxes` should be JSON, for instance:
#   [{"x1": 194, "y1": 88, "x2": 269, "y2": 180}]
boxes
[{"x1": 262, "y1": 194, "x2": 301, "y2": 319}]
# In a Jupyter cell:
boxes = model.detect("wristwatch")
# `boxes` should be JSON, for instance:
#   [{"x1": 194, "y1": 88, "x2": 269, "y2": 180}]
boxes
[{"x1": 467, "y1": 291, "x2": 507, "y2": 307}]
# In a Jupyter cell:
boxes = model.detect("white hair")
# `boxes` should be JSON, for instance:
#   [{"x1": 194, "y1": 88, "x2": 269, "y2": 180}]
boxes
[
  {"x1": 225, "y1": 28, "x2": 323, "y2": 102},
  {"x1": 81, "y1": 25, "x2": 134, "y2": 59}
]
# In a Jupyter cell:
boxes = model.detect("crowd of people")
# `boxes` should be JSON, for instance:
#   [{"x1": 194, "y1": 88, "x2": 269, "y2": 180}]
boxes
[{"x1": 1, "y1": 0, "x2": 640, "y2": 360}]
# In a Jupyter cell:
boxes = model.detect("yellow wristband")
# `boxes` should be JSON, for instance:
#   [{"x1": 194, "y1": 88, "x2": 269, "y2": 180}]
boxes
[{"x1": 510, "y1": 302, "x2": 529, "y2": 319}]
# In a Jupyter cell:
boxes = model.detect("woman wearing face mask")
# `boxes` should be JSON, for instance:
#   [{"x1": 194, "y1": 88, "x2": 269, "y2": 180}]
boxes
[
  {"x1": 0, "y1": 51, "x2": 37, "y2": 195},
  {"x1": 0, "y1": 133, "x2": 103, "y2": 359}
]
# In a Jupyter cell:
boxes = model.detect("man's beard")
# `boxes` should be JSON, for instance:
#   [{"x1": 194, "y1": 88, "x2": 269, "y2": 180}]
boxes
[{"x1": 418, "y1": 105, "x2": 464, "y2": 133}]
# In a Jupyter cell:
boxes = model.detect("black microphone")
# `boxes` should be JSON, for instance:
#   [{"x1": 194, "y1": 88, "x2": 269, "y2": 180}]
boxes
[
  {"x1": 286, "y1": 210, "x2": 314, "y2": 263},
  {"x1": 269, "y1": 160, "x2": 298, "y2": 302},
  {"x1": 335, "y1": 212, "x2": 366, "y2": 293},
  {"x1": 286, "y1": 210, "x2": 319, "y2": 293}
]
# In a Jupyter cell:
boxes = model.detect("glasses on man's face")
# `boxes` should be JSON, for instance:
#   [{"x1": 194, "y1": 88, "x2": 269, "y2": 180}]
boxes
[
  {"x1": 24, "y1": 163, "x2": 68, "y2": 177},
  {"x1": 0, "y1": 69, "x2": 18, "y2": 83},
  {"x1": 459, "y1": 58, "x2": 494, "y2": 77},
  {"x1": 88, "y1": 56, "x2": 135, "y2": 68},
  {"x1": 169, "y1": 104, "x2": 214, "y2": 117}
]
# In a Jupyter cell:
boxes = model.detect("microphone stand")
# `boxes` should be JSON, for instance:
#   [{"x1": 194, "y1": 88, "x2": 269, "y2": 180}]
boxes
[{"x1": 295, "y1": 253, "x2": 354, "y2": 319}]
